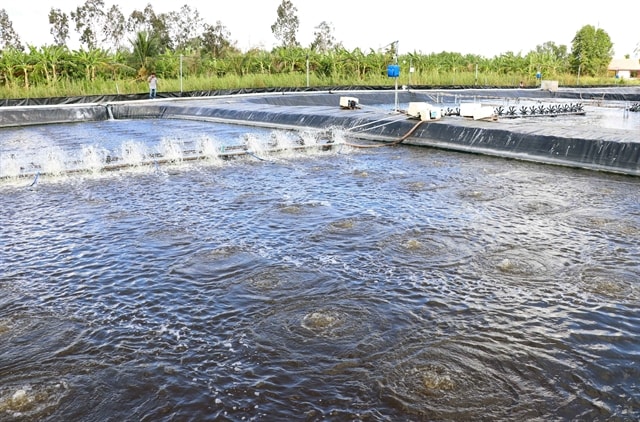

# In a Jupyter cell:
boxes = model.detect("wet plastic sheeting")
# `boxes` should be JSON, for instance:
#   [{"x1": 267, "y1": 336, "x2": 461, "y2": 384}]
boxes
[
  {"x1": 0, "y1": 86, "x2": 394, "y2": 107},
  {"x1": 108, "y1": 104, "x2": 167, "y2": 120},
  {"x1": 2, "y1": 86, "x2": 640, "y2": 108},
  {"x1": 110, "y1": 103, "x2": 366, "y2": 131},
  {"x1": 0, "y1": 104, "x2": 109, "y2": 128},
  {"x1": 1, "y1": 88, "x2": 639, "y2": 176},
  {"x1": 415, "y1": 124, "x2": 640, "y2": 175}
]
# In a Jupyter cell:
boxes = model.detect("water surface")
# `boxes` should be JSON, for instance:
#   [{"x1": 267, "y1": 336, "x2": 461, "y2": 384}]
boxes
[{"x1": 1, "y1": 119, "x2": 639, "y2": 421}]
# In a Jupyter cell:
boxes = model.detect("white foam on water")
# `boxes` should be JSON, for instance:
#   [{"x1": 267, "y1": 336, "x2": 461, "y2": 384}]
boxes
[
  {"x1": 0, "y1": 381, "x2": 69, "y2": 418},
  {"x1": 328, "y1": 127, "x2": 349, "y2": 145},
  {"x1": 81, "y1": 144, "x2": 109, "y2": 173},
  {"x1": 157, "y1": 138, "x2": 184, "y2": 162},
  {"x1": 119, "y1": 140, "x2": 148, "y2": 166},
  {"x1": 40, "y1": 146, "x2": 67, "y2": 176},
  {"x1": 0, "y1": 153, "x2": 22, "y2": 178},
  {"x1": 196, "y1": 135, "x2": 224, "y2": 161},
  {"x1": 269, "y1": 130, "x2": 299, "y2": 148},
  {"x1": 0, "y1": 123, "x2": 343, "y2": 186},
  {"x1": 243, "y1": 133, "x2": 265, "y2": 153}
]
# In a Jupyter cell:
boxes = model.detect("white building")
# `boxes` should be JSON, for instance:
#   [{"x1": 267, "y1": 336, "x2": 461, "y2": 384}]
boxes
[{"x1": 608, "y1": 58, "x2": 640, "y2": 79}]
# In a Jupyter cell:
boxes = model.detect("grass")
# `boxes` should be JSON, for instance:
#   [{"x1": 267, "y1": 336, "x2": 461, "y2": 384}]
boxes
[{"x1": 1, "y1": 72, "x2": 637, "y2": 100}]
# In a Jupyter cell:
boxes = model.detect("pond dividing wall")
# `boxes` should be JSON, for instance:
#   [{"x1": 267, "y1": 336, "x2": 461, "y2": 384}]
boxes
[
  {"x1": 0, "y1": 103, "x2": 110, "y2": 127},
  {"x1": 1, "y1": 88, "x2": 639, "y2": 177}
]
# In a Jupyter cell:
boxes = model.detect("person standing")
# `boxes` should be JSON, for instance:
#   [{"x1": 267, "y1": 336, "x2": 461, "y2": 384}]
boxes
[{"x1": 148, "y1": 73, "x2": 157, "y2": 99}]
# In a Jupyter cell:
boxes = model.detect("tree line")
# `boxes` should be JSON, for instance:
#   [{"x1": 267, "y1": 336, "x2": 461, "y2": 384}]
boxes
[{"x1": 0, "y1": 0, "x2": 620, "y2": 92}]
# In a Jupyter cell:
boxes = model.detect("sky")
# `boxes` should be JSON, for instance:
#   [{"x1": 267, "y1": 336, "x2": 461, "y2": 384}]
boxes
[{"x1": 3, "y1": 0, "x2": 639, "y2": 58}]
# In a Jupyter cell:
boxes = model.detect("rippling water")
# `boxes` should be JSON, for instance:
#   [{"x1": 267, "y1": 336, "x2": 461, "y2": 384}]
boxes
[{"x1": 1, "y1": 119, "x2": 639, "y2": 421}]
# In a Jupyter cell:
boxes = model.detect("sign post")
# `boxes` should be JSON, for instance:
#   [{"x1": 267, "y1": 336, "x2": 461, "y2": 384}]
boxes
[{"x1": 386, "y1": 41, "x2": 400, "y2": 112}]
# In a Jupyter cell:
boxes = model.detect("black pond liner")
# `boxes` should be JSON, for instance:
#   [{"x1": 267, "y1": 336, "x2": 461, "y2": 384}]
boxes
[{"x1": 1, "y1": 86, "x2": 639, "y2": 177}]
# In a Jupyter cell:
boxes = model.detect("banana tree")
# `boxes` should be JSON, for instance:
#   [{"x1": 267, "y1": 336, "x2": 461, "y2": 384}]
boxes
[
  {"x1": 72, "y1": 48, "x2": 110, "y2": 81},
  {"x1": 253, "y1": 50, "x2": 273, "y2": 75},
  {"x1": 1, "y1": 48, "x2": 34, "y2": 89},
  {"x1": 272, "y1": 46, "x2": 305, "y2": 73},
  {"x1": 330, "y1": 47, "x2": 367, "y2": 80},
  {"x1": 28, "y1": 44, "x2": 71, "y2": 84},
  {"x1": 0, "y1": 48, "x2": 19, "y2": 87},
  {"x1": 237, "y1": 49, "x2": 271, "y2": 75},
  {"x1": 494, "y1": 51, "x2": 527, "y2": 75}
]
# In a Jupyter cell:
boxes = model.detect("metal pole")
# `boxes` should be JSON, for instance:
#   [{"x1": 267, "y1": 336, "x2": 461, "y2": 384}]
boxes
[
  {"x1": 394, "y1": 41, "x2": 399, "y2": 112},
  {"x1": 577, "y1": 64, "x2": 581, "y2": 85},
  {"x1": 395, "y1": 77, "x2": 398, "y2": 112}
]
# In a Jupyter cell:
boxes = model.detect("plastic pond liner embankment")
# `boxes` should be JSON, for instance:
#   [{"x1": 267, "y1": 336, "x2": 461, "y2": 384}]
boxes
[{"x1": 1, "y1": 87, "x2": 639, "y2": 177}]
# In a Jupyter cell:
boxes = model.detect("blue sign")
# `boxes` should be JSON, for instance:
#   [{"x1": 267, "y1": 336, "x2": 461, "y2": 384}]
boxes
[{"x1": 387, "y1": 65, "x2": 400, "y2": 78}]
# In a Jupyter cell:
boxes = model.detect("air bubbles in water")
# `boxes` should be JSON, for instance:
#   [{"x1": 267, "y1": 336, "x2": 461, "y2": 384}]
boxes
[
  {"x1": 302, "y1": 310, "x2": 341, "y2": 334},
  {"x1": 0, "y1": 381, "x2": 69, "y2": 418},
  {"x1": 497, "y1": 258, "x2": 515, "y2": 272}
]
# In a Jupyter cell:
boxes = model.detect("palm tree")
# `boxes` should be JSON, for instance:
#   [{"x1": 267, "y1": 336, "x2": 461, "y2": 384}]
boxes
[
  {"x1": 107, "y1": 49, "x2": 136, "y2": 80},
  {"x1": 130, "y1": 31, "x2": 160, "y2": 76}
]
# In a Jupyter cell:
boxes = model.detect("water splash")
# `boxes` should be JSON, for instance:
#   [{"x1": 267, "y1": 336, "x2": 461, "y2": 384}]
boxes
[
  {"x1": 81, "y1": 145, "x2": 109, "y2": 172},
  {"x1": 119, "y1": 140, "x2": 147, "y2": 166},
  {"x1": 243, "y1": 133, "x2": 264, "y2": 153},
  {"x1": 1, "y1": 153, "x2": 22, "y2": 178},
  {"x1": 40, "y1": 146, "x2": 66, "y2": 176},
  {"x1": 0, "y1": 123, "x2": 340, "y2": 184},
  {"x1": 157, "y1": 138, "x2": 184, "y2": 162},
  {"x1": 196, "y1": 135, "x2": 224, "y2": 162}
]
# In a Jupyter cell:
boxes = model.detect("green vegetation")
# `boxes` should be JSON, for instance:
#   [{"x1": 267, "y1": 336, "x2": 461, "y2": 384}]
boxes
[
  {"x1": 0, "y1": 1, "x2": 637, "y2": 101},
  {"x1": 1, "y1": 46, "x2": 636, "y2": 101}
]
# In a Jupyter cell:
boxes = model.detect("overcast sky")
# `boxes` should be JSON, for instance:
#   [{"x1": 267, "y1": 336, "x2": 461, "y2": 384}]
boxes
[{"x1": 3, "y1": 0, "x2": 639, "y2": 58}]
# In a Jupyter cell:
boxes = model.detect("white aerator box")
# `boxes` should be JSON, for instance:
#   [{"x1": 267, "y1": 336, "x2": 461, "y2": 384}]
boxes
[
  {"x1": 339, "y1": 96, "x2": 359, "y2": 109},
  {"x1": 460, "y1": 103, "x2": 496, "y2": 121},
  {"x1": 459, "y1": 102, "x2": 481, "y2": 117},
  {"x1": 407, "y1": 102, "x2": 441, "y2": 121}
]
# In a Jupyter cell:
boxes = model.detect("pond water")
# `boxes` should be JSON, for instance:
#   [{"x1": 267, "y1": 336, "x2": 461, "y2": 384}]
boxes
[{"x1": 1, "y1": 118, "x2": 639, "y2": 421}]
